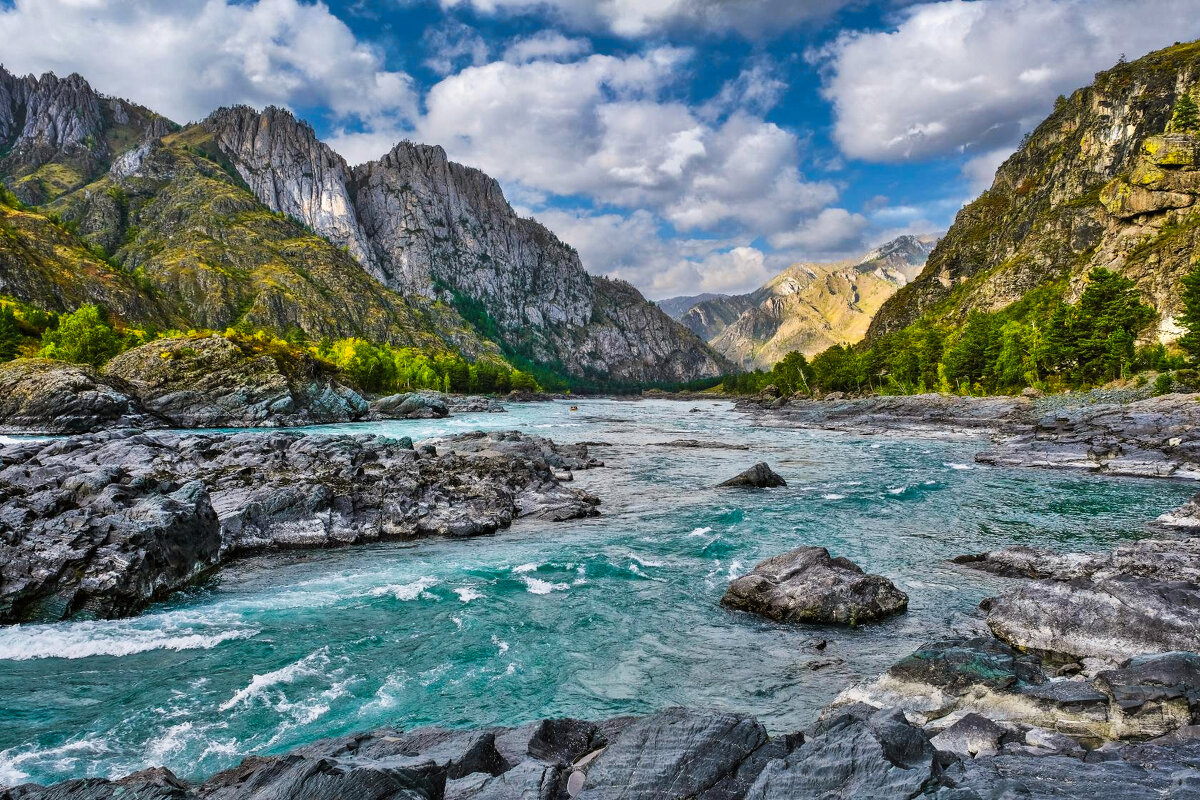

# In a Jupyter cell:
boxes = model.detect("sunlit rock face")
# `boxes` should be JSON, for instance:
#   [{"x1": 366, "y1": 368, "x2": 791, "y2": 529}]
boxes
[{"x1": 206, "y1": 106, "x2": 729, "y2": 384}]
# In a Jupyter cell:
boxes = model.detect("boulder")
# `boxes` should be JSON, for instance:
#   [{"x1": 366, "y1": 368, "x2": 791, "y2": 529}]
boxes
[
  {"x1": 102, "y1": 335, "x2": 368, "y2": 427},
  {"x1": 0, "y1": 358, "x2": 162, "y2": 434},
  {"x1": 718, "y1": 462, "x2": 787, "y2": 488},
  {"x1": 929, "y1": 713, "x2": 1004, "y2": 757},
  {"x1": 371, "y1": 391, "x2": 450, "y2": 420},
  {"x1": 745, "y1": 707, "x2": 940, "y2": 799},
  {"x1": 722, "y1": 546, "x2": 908, "y2": 625}
]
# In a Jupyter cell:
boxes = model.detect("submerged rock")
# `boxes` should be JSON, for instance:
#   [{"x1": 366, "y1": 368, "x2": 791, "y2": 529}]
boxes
[
  {"x1": 0, "y1": 358, "x2": 163, "y2": 434},
  {"x1": 0, "y1": 429, "x2": 599, "y2": 623},
  {"x1": 652, "y1": 439, "x2": 750, "y2": 450},
  {"x1": 103, "y1": 336, "x2": 369, "y2": 427},
  {"x1": 718, "y1": 462, "x2": 787, "y2": 488},
  {"x1": 722, "y1": 546, "x2": 907, "y2": 625}
]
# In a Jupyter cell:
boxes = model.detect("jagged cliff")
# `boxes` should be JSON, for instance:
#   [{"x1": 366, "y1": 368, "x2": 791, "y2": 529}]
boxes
[
  {"x1": 673, "y1": 235, "x2": 935, "y2": 369},
  {"x1": 0, "y1": 69, "x2": 173, "y2": 205},
  {"x1": 0, "y1": 69, "x2": 727, "y2": 382},
  {"x1": 204, "y1": 106, "x2": 729, "y2": 385},
  {"x1": 868, "y1": 41, "x2": 1200, "y2": 344}
]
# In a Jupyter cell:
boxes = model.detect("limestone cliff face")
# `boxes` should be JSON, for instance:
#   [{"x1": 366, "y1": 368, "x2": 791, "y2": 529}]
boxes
[
  {"x1": 868, "y1": 41, "x2": 1200, "y2": 344},
  {"x1": 676, "y1": 235, "x2": 935, "y2": 369},
  {"x1": 0, "y1": 67, "x2": 172, "y2": 204},
  {"x1": 205, "y1": 106, "x2": 728, "y2": 384}
]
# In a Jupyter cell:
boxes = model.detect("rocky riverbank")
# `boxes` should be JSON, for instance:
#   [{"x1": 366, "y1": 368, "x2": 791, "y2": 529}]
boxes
[
  {"x1": 740, "y1": 391, "x2": 1200, "y2": 481},
  {"x1": 0, "y1": 429, "x2": 600, "y2": 624}
]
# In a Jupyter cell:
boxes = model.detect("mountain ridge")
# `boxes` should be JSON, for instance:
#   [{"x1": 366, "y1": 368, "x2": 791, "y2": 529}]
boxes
[{"x1": 667, "y1": 234, "x2": 937, "y2": 369}]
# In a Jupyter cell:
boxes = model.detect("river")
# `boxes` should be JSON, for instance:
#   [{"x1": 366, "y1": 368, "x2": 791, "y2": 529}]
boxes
[{"x1": 0, "y1": 398, "x2": 1191, "y2": 785}]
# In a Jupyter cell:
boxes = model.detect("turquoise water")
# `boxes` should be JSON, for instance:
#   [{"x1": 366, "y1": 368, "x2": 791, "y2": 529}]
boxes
[{"x1": 0, "y1": 398, "x2": 1193, "y2": 786}]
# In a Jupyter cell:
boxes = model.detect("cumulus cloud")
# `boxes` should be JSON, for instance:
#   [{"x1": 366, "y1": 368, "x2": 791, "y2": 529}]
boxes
[
  {"x1": 418, "y1": 51, "x2": 834, "y2": 237},
  {"x1": 439, "y1": 0, "x2": 855, "y2": 37},
  {"x1": 0, "y1": 0, "x2": 417, "y2": 126},
  {"x1": 768, "y1": 208, "x2": 869, "y2": 255},
  {"x1": 815, "y1": 0, "x2": 1200, "y2": 163}
]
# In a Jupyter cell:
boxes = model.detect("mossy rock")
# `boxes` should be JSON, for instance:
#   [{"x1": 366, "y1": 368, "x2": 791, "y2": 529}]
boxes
[{"x1": 1143, "y1": 134, "x2": 1199, "y2": 167}]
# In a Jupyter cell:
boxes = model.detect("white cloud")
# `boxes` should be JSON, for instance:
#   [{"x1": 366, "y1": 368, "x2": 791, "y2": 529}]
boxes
[
  {"x1": 503, "y1": 31, "x2": 591, "y2": 63},
  {"x1": 768, "y1": 208, "x2": 869, "y2": 254},
  {"x1": 440, "y1": 0, "x2": 855, "y2": 38},
  {"x1": 815, "y1": 0, "x2": 1200, "y2": 163},
  {"x1": 417, "y1": 51, "x2": 834, "y2": 237},
  {"x1": 0, "y1": 0, "x2": 417, "y2": 126}
]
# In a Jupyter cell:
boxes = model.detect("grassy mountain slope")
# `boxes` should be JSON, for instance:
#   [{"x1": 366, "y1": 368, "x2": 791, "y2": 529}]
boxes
[{"x1": 869, "y1": 41, "x2": 1200, "y2": 345}]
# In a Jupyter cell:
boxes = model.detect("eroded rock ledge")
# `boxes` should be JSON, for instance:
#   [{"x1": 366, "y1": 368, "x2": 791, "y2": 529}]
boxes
[{"x1": 0, "y1": 429, "x2": 599, "y2": 624}]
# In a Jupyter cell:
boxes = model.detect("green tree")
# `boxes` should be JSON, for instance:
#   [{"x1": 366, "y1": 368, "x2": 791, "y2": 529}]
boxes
[
  {"x1": 772, "y1": 351, "x2": 813, "y2": 396},
  {"x1": 0, "y1": 308, "x2": 21, "y2": 362},
  {"x1": 38, "y1": 305, "x2": 122, "y2": 366},
  {"x1": 1172, "y1": 92, "x2": 1200, "y2": 133},
  {"x1": 1179, "y1": 261, "x2": 1200, "y2": 361}
]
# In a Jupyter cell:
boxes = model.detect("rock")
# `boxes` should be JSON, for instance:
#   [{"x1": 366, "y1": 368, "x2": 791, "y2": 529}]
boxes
[
  {"x1": 1158, "y1": 492, "x2": 1200, "y2": 528},
  {"x1": 371, "y1": 391, "x2": 449, "y2": 420},
  {"x1": 743, "y1": 393, "x2": 1028, "y2": 437},
  {"x1": 1093, "y1": 653, "x2": 1200, "y2": 739},
  {"x1": 0, "y1": 429, "x2": 599, "y2": 623},
  {"x1": 1, "y1": 767, "x2": 193, "y2": 799},
  {"x1": 717, "y1": 462, "x2": 787, "y2": 488},
  {"x1": 0, "y1": 475, "x2": 220, "y2": 624},
  {"x1": 975, "y1": 394, "x2": 1200, "y2": 480},
  {"x1": 102, "y1": 336, "x2": 368, "y2": 428},
  {"x1": 1020, "y1": 386, "x2": 1044, "y2": 398},
  {"x1": 576, "y1": 708, "x2": 773, "y2": 800},
  {"x1": 651, "y1": 439, "x2": 751, "y2": 451},
  {"x1": 929, "y1": 713, "x2": 1004, "y2": 757},
  {"x1": 447, "y1": 395, "x2": 506, "y2": 414},
  {"x1": 0, "y1": 359, "x2": 163, "y2": 434},
  {"x1": 745, "y1": 707, "x2": 940, "y2": 799},
  {"x1": 722, "y1": 546, "x2": 908, "y2": 625}
]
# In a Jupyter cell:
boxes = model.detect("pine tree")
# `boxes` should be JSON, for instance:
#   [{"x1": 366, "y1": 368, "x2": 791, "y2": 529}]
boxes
[
  {"x1": 1179, "y1": 261, "x2": 1200, "y2": 361},
  {"x1": 0, "y1": 308, "x2": 21, "y2": 362},
  {"x1": 1172, "y1": 92, "x2": 1200, "y2": 133}
]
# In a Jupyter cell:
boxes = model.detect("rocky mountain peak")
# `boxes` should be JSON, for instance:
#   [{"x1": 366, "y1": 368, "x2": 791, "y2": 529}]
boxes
[
  {"x1": 205, "y1": 107, "x2": 726, "y2": 384},
  {"x1": 203, "y1": 105, "x2": 376, "y2": 272}
]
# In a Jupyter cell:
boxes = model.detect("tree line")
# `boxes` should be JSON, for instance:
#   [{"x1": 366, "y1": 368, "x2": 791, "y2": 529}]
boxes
[{"x1": 725, "y1": 267, "x2": 1199, "y2": 397}]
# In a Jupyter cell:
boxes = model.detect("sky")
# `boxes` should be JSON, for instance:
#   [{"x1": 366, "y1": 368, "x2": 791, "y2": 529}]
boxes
[{"x1": 2, "y1": 0, "x2": 1200, "y2": 300}]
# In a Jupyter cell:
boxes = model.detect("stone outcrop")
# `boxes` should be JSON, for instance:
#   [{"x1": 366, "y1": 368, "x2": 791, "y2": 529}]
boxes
[
  {"x1": 722, "y1": 546, "x2": 908, "y2": 625},
  {"x1": 102, "y1": 336, "x2": 368, "y2": 428},
  {"x1": 370, "y1": 391, "x2": 449, "y2": 420},
  {"x1": 742, "y1": 393, "x2": 1030, "y2": 436},
  {"x1": 674, "y1": 235, "x2": 937, "y2": 369},
  {"x1": 975, "y1": 393, "x2": 1200, "y2": 479},
  {"x1": 0, "y1": 429, "x2": 600, "y2": 623},
  {"x1": 956, "y1": 537, "x2": 1200, "y2": 661},
  {"x1": 204, "y1": 106, "x2": 729, "y2": 385},
  {"x1": 868, "y1": 42, "x2": 1200, "y2": 345},
  {"x1": 0, "y1": 358, "x2": 163, "y2": 434},
  {"x1": 717, "y1": 462, "x2": 787, "y2": 488}
]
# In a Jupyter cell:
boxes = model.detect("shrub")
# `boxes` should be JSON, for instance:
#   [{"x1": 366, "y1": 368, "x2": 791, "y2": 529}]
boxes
[{"x1": 38, "y1": 305, "x2": 123, "y2": 366}]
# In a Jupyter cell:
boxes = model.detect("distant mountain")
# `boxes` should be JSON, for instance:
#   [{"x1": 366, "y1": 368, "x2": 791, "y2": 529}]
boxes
[
  {"x1": 657, "y1": 292, "x2": 730, "y2": 319},
  {"x1": 0, "y1": 68, "x2": 728, "y2": 386},
  {"x1": 669, "y1": 235, "x2": 937, "y2": 370},
  {"x1": 868, "y1": 40, "x2": 1200, "y2": 346}
]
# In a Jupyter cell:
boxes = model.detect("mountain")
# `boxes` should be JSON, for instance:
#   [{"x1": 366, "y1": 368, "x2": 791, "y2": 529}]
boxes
[
  {"x1": 671, "y1": 235, "x2": 936, "y2": 370},
  {"x1": 657, "y1": 292, "x2": 731, "y2": 319},
  {"x1": 0, "y1": 69, "x2": 727, "y2": 386},
  {"x1": 868, "y1": 41, "x2": 1200, "y2": 346},
  {"x1": 203, "y1": 106, "x2": 729, "y2": 386}
]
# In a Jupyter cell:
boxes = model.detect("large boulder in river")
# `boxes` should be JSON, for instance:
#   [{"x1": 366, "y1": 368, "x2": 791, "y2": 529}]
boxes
[
  {"x1": 102, "y1": 335, "x2": 368, "y2": 428},
  {"x1": 722, "y1": 546, "x2": 908, "y2": 625},
  {"x1": 0, "y1": 358, "x2": 163, "y2": 434},
  {"x1": 370, "y1": 390, "x2": 449, "y2": 419},
  {"x1": 718, "y1": 462, "x2": 787, "y2": 488}
]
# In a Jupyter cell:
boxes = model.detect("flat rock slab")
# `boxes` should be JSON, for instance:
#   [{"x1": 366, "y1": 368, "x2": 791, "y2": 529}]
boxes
[
  {"x1": 722, "y1": 546, "x2": 907, "y2": 625},
  {"x1": 718, "y1": 462, "x2": 787, "y2": 488}
]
